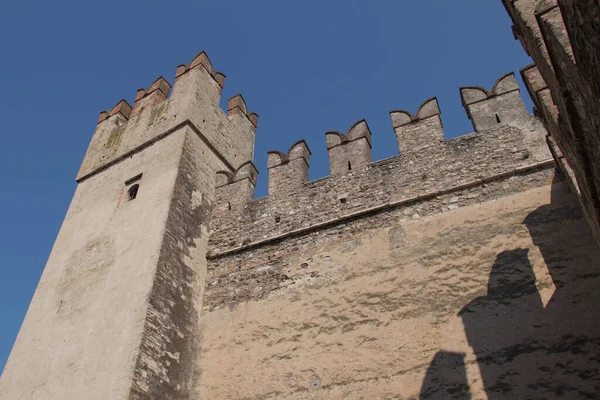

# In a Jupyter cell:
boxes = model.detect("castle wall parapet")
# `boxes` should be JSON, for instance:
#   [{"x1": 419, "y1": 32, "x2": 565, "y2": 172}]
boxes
[
  {"x1": 267, "y1": 140, "x2": 311, "y2": 195},
  {"x1": 77, "y1": 51, "x2": 258, "y2": 182},
  {"x1": 326, "y1": 119, "x2": 372, "y2": 176},
  {"x1": 210, "y1": 72, "x2": 553, "y2": 257},
  {"x1": 502, "y1": 0, "x2": 600, "y2": 244}
]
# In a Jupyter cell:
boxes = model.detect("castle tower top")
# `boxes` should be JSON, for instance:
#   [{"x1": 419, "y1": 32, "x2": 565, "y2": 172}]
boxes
[{"x1": 77, "y1": 51, "x2": 259, "y2": 182}]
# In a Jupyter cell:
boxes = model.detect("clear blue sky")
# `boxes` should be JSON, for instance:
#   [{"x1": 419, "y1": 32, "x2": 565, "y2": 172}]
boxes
[{"x1": 0, "y1": 0, "x2": 531, "y2": 371}]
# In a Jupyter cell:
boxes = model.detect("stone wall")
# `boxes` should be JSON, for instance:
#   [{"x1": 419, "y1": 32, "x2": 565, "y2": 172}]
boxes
[
  {"x1": 196, "y1": 68, "x2": 600, "y2": 398},
  {"x1": 199, "y1": 177, "x2": 600, "y2": 399},
  {"x1": 77, "y1": 52, "x2": 258, "y2": 182},
  {"x1": 502, "y1": 0, "x2": 600, "y2": 244},
  {"x1": 210, "y1": 83, "x2": 551, "y2": 256},
  {"x1": 4, "y1": 16, "x2": 600, "y2": 397},
  {"x1": 0, "y1": 128, "x2": 188, "y2": 399},
  {"x1": 0, "y1": 51, "x2": 257, "y2": 400}
]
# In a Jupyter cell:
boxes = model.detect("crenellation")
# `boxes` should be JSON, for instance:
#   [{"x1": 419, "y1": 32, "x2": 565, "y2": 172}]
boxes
[
  {"x1": 7, "y1": 7, "x2": 600, "y2": 393},
  {"x1": 267, "y1": 140, "x2": 311, "y2": 195},
  {"x1": 234, "y1": 160, "x2": 259, "y2": 183},
  {"x1": 460, "y1": 73, "x2": 529, "y2": 132},
  {"x1": 503, "y1": 0, "x2": 600, "y2": 243},
  {"x1": 5, "y1": 6, "x2": 600, "y2": 398},
  {"x1": 97, "y1": 110, "x2": 110, "y2": 124},
  {"x1": 131, "y1": 77, "x2": 171, "y2": 117},
  {"x1": 520, "y1": 64, "x2": 546, "y2": 95},
  {"x1": 227, "y1": 94, "x2": 259, "y2": 130},
  {"x1": 493, "y1": 71, "x2": 521, "y2": 94},
  {"x1": 215, "y1": 161, "x2": 259, "y2": 213},
  {"x1": 190, "y1": 51, "x2": 213, "y2": 73},
  {"x1": 0, "y1": 50, "x2": 266, "y2": 400},
  {"x1": 534, "y1": 0, "x2": 600, "y2": 243},
  {"x1": 520, "y1": 65, "x2": 560, "y2": 136},
  {"x1": 207, "y1": 71, "x2": 552, "y2": 257},
  {"x1": 502, "y1": 0, "x2": 565, "y2": 116},
  {"x1": 211, "y1": 121, "x2": 551, "y2": 257},
  {"x1": 326, "y1": 119, "x2": 372, "y2": 176},
  {"x1": 109, "y1": 99, "x2": 133, "y2": 120},
  {"x1": 77, "y1": 51, "x2": 258, "y2": 182},
  {"x1": 8, "y1": 0, "x2": 600, "y2": 394},
  {"x1": 390, "y1": 97, "x2": 443, "y2": 155},
  {"x1": 175, "y1": 51, "x2": 226, "y2": 93}
]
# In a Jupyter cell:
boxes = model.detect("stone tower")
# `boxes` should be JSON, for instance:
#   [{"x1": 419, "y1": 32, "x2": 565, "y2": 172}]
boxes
[{"x1": 0, "y1": 52, "x2": 258, "y2": 399}]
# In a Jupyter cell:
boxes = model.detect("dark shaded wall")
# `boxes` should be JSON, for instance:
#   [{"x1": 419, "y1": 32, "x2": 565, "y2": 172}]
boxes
[
  {"x1": 419, "y1": 178, "x2": 600, "y2": 399},
  {"x1": 502, "y1": 0, "x2": 600, "y2": 244}
]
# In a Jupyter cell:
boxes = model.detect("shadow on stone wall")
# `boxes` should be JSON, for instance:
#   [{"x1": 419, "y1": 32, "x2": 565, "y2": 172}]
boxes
[
  {"x1": 419, "y1": 351, "x2": 471, "y2": 400},
  {"x1": 420, "y1": 177, "x2": 600, "y2": 399}
]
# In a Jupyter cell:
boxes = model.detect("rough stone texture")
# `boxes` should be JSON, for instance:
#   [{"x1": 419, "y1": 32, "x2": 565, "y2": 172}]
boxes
[
  {"x1": 503, "y1": 0, "x2": 600, "y2": 244},
  {"x1": 211, "y1": 110, "x2": 550, "y2": 256},
  {"x1": 206, "y1": 167, "x2": 556, "y2": 310},
  {"x1": 127, "y1": 128, "x2": 223, "y2": 399},
  {"x1": 326, "y1": 120, "x2": 372, "y2": 176},
  {"x1": 199, "y1": 180, "x2": 600, "y2": 399},
  {"x1": 461, "y1": 73, "x2": 530, "y2": 132},
  {"x1": 215, "y1": 162, "x2": 259, "y2": 212},
  {"x1": 391, "y1": 98, "x2": 444, "y2": 155},
  {"x1": 267, "y1": 141, "x2": 311, "y2": 196},
  {"x1": 77, "y1": 52, "x2": 256, "y2": 182}
]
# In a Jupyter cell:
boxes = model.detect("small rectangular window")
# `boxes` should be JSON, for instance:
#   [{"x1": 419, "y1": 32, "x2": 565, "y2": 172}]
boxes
[{"x1": 120, "y1": 173, "x2": 143, "y2": 205}]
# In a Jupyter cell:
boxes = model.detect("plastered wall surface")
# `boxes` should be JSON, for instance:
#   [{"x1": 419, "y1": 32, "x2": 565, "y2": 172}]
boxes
[
  {"x1": 199, "y1": 179, "x2": 600, "y2": 399},
  {"x1": 0, "y1": 52, "x2": 252, "y2": 399},
  {"x1": 128, "y1": 128, "x2": 227, "y2": 399},
  {"x1": 0, "y1": 129, "x2": 188, "y2": 399}
]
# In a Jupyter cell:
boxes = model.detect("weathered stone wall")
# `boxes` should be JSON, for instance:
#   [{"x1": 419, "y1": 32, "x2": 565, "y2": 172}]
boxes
[
  {"x1": 77, "y1": 52, "x2": 257, "y2": 182},
  {"x1": 3, "y1": 20, "x2": 599, "y2": 397},
  {"x1": 199, "y1": 177, "x2": 600, "y2": 399},
  {"x1": 0, "y1": 128, "x2": 188, "y2": 399},
  {"x1": 128, "y1": 128, "x2": 224, "y2": 399},
  {"x1": 460, "y1": 73, "x2": 530, "y2": 132},
  {"x1": 326, "y1": 120, "x2": 372, "y2": 176},
  {"x1": 211, "y1": 115, "x2": 551, "y2": 256},
  {"x1": 0, "y1": 52, "x2": 256, "y2": 400},
  {"x1": 503, "y1": 0, "x2": 600, "y2": 244}
]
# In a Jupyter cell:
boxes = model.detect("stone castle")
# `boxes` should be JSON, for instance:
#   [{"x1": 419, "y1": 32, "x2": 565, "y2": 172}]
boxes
[{"x1": 1, "y1": 1, "x2": 599, "y2": 399}]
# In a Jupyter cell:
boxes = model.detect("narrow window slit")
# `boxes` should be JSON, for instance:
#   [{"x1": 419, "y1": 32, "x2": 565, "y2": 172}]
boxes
[
  {"x1": 128, "y1": 184, "x2": 139, "y2": 201},
  {"x1": 348, "y1": 161, "x2": 352, "y2": 171},
  {"x1": 495, "y1": 114, "x2": 501, "y2": 123}
]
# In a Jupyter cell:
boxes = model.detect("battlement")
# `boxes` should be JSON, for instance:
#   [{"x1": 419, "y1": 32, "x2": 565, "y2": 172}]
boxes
[
  {"x1": 267, "y1": 140, "x2": 311, "y2": 195},
  {"x1": 210, "y1": 71, "x2": 554, "y2": 257},
  {"x1": 77, "y1": 51, "x2": 258, "y2": 182},
  {"x1": 390, "y1": 97, "x2": 443, "y2": 155},
  {"x1": 215, "y1": 161, "x2": 259, "y2": 213},
  {"x1": 460, "y1": 72, "x2": 530, "y2": 131},
  {"x1": 325, "y1": 120, "x2": 372, "y2": 176}
]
